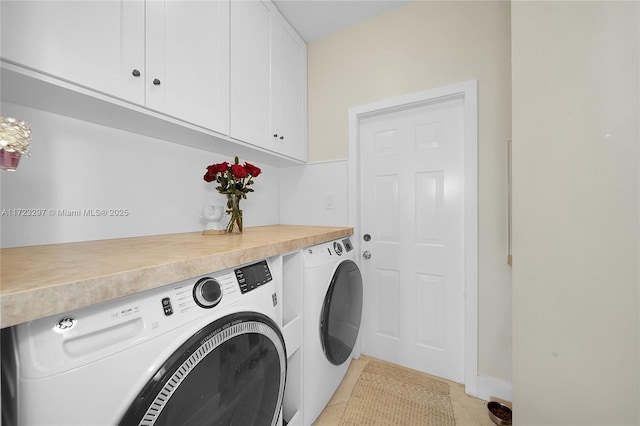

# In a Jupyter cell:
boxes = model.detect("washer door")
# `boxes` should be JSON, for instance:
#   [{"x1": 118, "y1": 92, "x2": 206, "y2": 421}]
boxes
[
  {"x1": 320, "y1": 259, "x2": 363, "y2": 365},
  {"x1": 119, "y1": 312, "x2": 286, "y2": 426}
]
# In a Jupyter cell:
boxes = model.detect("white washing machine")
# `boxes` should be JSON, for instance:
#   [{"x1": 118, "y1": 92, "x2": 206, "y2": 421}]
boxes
[
  {"x1": 302, "y1": 237, "x2": 363, "y2": 425},
  {"x1": 2, "y1": 258, "x2": 286, "y2": 426}
]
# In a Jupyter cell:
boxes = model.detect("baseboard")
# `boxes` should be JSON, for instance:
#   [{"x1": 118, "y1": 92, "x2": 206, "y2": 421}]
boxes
[{"x1": 466, "y1": 375, "x2": 513, "y2": 403}]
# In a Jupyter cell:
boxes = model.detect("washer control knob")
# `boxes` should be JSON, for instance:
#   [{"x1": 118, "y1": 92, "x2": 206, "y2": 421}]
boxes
[{"x1": 193, "y1": 277, "x2": 222, "y2": 308}]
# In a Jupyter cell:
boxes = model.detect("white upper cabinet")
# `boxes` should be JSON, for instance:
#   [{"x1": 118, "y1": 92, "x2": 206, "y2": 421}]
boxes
[
  {"x1": 146, "y1": 1, "x2": 230, "y2": 133},
  {"x1": 0, "y1": 0, "x2": 305, "y2": 164},
  {"x1": 229, "y1": 0, "x2": 271, "y2": 148},
  {"x1": 1, "y1": 0, "x2": 230, "y2": 134},
  {"x1": 1, "y1": 0, "x2": 145, "y2": 105},
  {"x1": 271, "y1": 11, "x2": 307, "y2": 161},
  {"x1": 230, "y1": 0, "x2": 307, "y2": 162}
]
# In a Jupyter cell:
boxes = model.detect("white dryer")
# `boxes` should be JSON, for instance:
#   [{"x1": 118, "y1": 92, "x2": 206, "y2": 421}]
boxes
[
  {"x1": 2, "y1": 259, "x2": 286, "y2": 426},
  {"x1": 302, "y1": 237, "x2": 363, "y2": 425}
]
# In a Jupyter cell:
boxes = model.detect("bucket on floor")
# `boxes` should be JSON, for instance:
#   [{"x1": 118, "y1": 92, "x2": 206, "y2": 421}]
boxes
[{"x1": 488, "y1": 400, "x2": 512, "y2": 425}]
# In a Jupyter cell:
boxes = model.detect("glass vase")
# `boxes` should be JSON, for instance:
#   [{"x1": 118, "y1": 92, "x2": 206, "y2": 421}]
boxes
[{"x1": 226, "y1": 194, "x2": 243, "y2": 233}]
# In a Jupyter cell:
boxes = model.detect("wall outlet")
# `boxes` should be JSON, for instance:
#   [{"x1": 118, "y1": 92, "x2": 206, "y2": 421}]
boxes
[{"x1": 324, "y1": 193, "x2": 335, "y2": 210}]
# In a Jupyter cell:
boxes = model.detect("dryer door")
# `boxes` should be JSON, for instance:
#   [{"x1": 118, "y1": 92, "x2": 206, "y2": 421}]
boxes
[
  {"x1": 119, "y1": 312, "x2": 286, "y2": 426},
  {"x1": 320, "y1": 259, "x2": 363, "y2": 365}
]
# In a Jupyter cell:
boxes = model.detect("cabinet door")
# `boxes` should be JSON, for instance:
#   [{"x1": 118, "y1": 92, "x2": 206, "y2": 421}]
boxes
[
  {"x1": 0, "y1": 1, "x2": 144, "y2": 105},
  {"x1": 271, "y1": 13, "x2": 306, "y2": 161},
  {"x1": 229, "y1": 0, "x2": 271, "y2": 148},
  {"x1": 146, "y1": 0, "x2": 230, "y2": 133}
]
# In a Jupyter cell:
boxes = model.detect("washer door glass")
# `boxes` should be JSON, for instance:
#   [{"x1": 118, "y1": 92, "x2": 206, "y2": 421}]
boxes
[
  {"x1": 119, "y1": 312, "x2": 286, "y2": 426},
  {"x1": 320, "y1": 259, "x2": 363, "y2": 365}
]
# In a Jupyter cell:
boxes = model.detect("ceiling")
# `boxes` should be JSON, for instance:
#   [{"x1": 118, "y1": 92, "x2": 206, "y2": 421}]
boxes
[{"x1": 272, "y1": 0, "x2": 411, "y2": 42}]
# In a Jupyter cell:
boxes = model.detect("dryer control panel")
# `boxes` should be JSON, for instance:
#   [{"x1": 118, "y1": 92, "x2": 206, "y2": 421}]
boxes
[
  {"x1": 342, "y1": 238, "x2": 353, "y2": 252},
  {"x1": 331, "y1": 237, "x2": 354, "y2": 256}
]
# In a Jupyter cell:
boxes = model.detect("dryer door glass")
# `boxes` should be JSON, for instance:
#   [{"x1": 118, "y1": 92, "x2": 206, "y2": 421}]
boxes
[
  {"x1": 320, "y1": 259, "x2": 364, "y2": 365},
  {"x1": 119, "y1": 313, "x2": 286, "y2": 426}
]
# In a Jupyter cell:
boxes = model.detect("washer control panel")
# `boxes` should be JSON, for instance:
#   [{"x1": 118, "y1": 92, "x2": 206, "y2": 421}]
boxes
[
  {"x1": 234, "y1": 260, "x2": 272, "y2": 294},
  {"x1": 170, "y1": 272, "x2": 237, "y2": 316}
]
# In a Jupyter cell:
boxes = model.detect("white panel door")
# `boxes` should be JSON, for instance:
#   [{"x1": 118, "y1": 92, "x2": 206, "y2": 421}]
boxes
[
  {"x1": 146, "y1": 0, "x2": 230, "y2": 133},
  {"x1": 360, "y1": 96, "x2": 465, "y2": 383},
  {"x1": 0, "y1": 0, "x2": 144, "y2": 104}
]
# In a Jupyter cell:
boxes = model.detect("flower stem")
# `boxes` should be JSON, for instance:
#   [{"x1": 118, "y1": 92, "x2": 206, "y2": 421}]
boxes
[{"x1": 226, "y1": 194, "x2": 243, "y2": 233}]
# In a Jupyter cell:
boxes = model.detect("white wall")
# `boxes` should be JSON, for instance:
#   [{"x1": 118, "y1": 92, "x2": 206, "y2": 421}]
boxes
[
  {"x1": 0, "y1": 103, "x2": 279, "y2": 248},
  {"x1": 307, "y1": 0, "x2": 513, "y2": 386},
  {"x1": 279, "y1": 160, "x2": 349, "y2": 226},
  {"x1": 512, "y1": 1, "x2": 639, "y2": 424}
]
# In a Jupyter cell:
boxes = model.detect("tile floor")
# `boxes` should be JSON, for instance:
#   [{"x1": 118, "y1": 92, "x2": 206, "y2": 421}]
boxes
[{"x1": 314, "y1": 356, "x2": 496, "y2": 426}]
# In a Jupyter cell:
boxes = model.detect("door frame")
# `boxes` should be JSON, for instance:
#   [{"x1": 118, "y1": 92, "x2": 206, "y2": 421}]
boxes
[{"x1": 347, "y1": 80, "x2": 478, "y2": 395}]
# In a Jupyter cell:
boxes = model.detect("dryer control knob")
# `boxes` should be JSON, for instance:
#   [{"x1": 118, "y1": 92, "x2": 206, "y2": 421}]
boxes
[
  {"x1": 193, "y1": 277, "x2": 223, "y2": 309},
  {"x1": 333, "y1": 242, "x2": 343, "y2": 256}
]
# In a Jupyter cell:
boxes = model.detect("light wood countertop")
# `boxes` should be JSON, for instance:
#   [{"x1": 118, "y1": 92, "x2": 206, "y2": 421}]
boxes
[{"x1": 0, "y1": 225, "x2": 353, "y2": 328}]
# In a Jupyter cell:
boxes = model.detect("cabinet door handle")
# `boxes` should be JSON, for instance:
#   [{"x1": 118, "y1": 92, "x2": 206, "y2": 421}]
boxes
[
  {"x1": 132, "y1": 69, "x2": 141, "y2": 77},
  {"x1": 279, "y1": 136, "x2": 284, "y2": 140},
  {"x1": 273, "y1": 133, "x2": 278, "y2": 138},
  {"x1": 153, "y1": 78, "x2": 161, "y2": 86}
]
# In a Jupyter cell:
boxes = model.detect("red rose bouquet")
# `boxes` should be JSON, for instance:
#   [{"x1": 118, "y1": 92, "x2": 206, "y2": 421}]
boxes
[{"x1": 204, "y1": 156, "x2": 262, "y2": 233}]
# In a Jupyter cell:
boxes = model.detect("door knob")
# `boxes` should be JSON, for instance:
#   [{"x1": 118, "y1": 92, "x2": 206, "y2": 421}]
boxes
[
  {"x1": 153, "y1": 78, "x2": 161, "y2": 86},
  {"x1": 363, "y1": 251, "x2": 372, "y2": 260},
  {"x1": 132, "y1": 69, "x2": 141, "y2": 77}
]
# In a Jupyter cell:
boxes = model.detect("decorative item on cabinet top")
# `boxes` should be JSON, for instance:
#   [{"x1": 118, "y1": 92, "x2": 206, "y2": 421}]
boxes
[
  {"x1": 203, "y1": 156, "x2": 262, "y2": 234},
  {"x1": 201, "y1": 204, "x2": 227, "y2": 235},
  {"x1": 0, "y1": 116, "x2": 32, "y2": 171}
]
